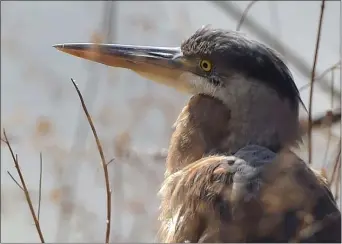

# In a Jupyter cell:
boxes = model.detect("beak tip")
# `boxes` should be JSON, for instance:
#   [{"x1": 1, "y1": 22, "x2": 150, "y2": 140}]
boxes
[{"x1": 53, "y1": 44, "x2": 64, "y2": 50}]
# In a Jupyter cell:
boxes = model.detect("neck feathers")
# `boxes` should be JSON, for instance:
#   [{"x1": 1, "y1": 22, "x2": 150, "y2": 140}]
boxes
[{"x1": 166, "y1": 93, "x2": 301, "y2": 176}]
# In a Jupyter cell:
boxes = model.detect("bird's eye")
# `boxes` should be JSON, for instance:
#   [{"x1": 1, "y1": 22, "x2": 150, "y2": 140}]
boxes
[{"x1": 199, "y1": 60, "x2": 212, "y2": 72}]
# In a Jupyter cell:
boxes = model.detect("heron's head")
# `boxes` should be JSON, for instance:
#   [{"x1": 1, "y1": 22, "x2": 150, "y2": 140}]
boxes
[{"x1": 54, "y1": 26, "x2": 302, "y2": 118}]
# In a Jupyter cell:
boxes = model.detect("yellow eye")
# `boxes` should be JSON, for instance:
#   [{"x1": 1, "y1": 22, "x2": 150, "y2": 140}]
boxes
[{"x1": 199, "y1": 59, "x2": 212, "y2": 72}]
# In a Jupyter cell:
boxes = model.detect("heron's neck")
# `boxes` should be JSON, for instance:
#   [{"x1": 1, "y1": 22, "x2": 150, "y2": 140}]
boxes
[
  {"x1": 218, "y1": 81, "x2": 301, "y2": 155},
  {"x1": 222, "y1": 100, "x2": 300, "y2": 154},
  {"x1": 166, "y1": 93, "x2": 301, "y2": 176}
]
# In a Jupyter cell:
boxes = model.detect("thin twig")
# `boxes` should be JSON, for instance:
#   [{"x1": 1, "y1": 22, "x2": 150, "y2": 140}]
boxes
[
  {"x1": 322, "y1": 70, "x2": 337, "y2": 169},
  {"x1": 7, "y1": 171, "x2": 24, "y2": 191},
  {"x1": 56, "y1": 3, "x2": 117, "y2": 240},
  {"x1": 70, "y1": 78, "x2": 112, "y2": 244},
  {"x1": 331, "y1": 157, "x2": 341, "y2": 191},
  {"x1": 330, "y1": 69, "x2": 335, "y2": 109},
  {"x1": 322, "y1": 127, "x2": 333, "y2": 170},
  {"x1": 329, "y1": 142, "x2": 341, "y2": 187},
  {"x1": 3, "y1": 129, "x2": 45, "y2": 243},
  {"x1": 267, "y1": 2, "x2": 284, "y2": 54},
  {"x1": 334, "y1": 161, "x2": 341, "y2": 201},
  {"x1": 38, "y1": 152, "x2": 43, "y2": 221},
  {"x1": 307, "y1": 0, "x2": 326, "y2": 165},
  {"x1": 299, "y1": 61, "x2": 340, "y2": 92},
  {"x1": 107, "y1": 158, "x2": 115, "y2": 166},
  {"x1": 236, "y1": 1, "x2": 259, "y2": 31},
  {"x1": 311, "y1": 109, "x2": 341, "y2": 128},
  {"x1": 300, "y1": 109, "x2": 341, "y2": 136}
]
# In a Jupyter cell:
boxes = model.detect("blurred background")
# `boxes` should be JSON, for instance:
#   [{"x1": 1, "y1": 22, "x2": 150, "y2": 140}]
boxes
[{"x1": 1, "y1": 1, "x2": 341, "y2": 242}]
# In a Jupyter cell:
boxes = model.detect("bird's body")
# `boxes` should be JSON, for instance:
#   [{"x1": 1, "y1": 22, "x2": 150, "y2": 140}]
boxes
[
  {"x1": 54, "y1": 26, "x2": 341, "y2": 242},
  {"x1": 159, "y1": 94, "x2": 340, "y2": 243}
]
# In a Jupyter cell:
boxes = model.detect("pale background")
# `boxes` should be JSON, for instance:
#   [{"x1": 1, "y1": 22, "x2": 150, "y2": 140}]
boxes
[{"x1": 1, "y1": 1, "x2": 341, "y2": 242}]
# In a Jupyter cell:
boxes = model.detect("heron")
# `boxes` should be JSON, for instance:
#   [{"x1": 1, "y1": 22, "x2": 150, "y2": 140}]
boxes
[{"x1": 54, "y1": 26, "x2": 341, "y2": 242}]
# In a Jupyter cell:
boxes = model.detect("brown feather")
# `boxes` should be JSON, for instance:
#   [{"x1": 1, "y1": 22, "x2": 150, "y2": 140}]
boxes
[{"x1": 158, "y1": 94, "x2": 341, "y2": 243}]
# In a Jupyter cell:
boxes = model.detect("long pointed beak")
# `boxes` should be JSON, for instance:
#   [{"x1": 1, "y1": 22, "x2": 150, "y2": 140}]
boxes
[{"x1": 53, "y1": 43, "x2": 194, "y2": 92}]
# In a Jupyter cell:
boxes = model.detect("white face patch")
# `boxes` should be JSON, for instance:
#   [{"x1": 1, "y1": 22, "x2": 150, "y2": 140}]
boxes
[{"x1": 179, "y1": 72, "x2": 219, "y2": 96}]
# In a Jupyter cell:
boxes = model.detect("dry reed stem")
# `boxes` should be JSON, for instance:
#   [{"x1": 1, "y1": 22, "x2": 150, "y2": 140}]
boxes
[
  {"x1": 329, "y1": 140, "x2": 341, "y2": 187},
  {"x1": 299, "y1": 61, "x2": 341, "y2": 92},
  {"x1": 300, "y1": 109, "x2": 341, "y2": 135},
  {"x1": 308, "y1": 0, "x2": 326, "y2": 165},
  {"x1": 70, "y1": 78, "x2": 112, "y2": 244},
  {"x1": 335, "y1": 162, "x2": 341, "y2": 201},
  {"x1": 236, "y1": 1, "x2": 259, "y2": 31},
  {"x1": 38, "y1": 152, "x2": 43, "y2": 221},
  {"x1": 322, "y1": 69, "x2": 338, "y2": 168},
  {"x1": 55, "y1": 3, "x2": 117, "y2": 240},
  {"x1": 2, "y1": 129, "x2": 45, "y2": 243},
  {"x1": 311, "y1": 109, "x2": 341, "y2": 128},
  {"x1": 6, "y1": 171, "x2": 24, "y2": 191},
  {"x1": 322, "y1": 118, "x2": 337, "y2": 170}
]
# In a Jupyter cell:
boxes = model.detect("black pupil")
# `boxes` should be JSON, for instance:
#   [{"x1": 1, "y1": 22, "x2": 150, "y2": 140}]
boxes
[{"x1": 202, "y1": 62, "x2": 208, "y2": 69}]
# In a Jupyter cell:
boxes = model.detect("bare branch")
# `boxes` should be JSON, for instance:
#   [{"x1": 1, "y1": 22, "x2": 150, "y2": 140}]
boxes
[
  {"x1": 107, "y1": 158, "x2": 115, "y2": 166},
  {"x1": 70, "y1": 78, "x2": 112, "y2": 244},
  {"x1": 38, "y1": 152, "x2": 43, "y2": 221},
  {"x1": 312, "y1": 109, "x2": 341, "y2": 128},
  {"x1": 56, "y1": 3, "x2": 118, "y2": 240},
  {"x1": 322, "y1": 70, "x2": 338, "y2": 169},
  {"x1": 7, "y1": 171, "x2": 24, "y2": 191},
  {"x1": 307, "y1": 0, "x2": 326, "y2": 164},
  {"x1": 236, "y1": 1, "x2": 259, "y2": 31},
  {"x1": 334, "y1": 161, "x2": 341, "y2": 201},
  {"x1": 300, "y1": 109, "x2": 341, "y2": 136},
  {"x1": 329, "y1": 140, "x2": 341, "y2": 187},
  {"x1": 2, "y1": 129, "x2": 45, "y2": 243},
  {"x1": 299, "y1": 61, "x2": 341, "y2": 92}
]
